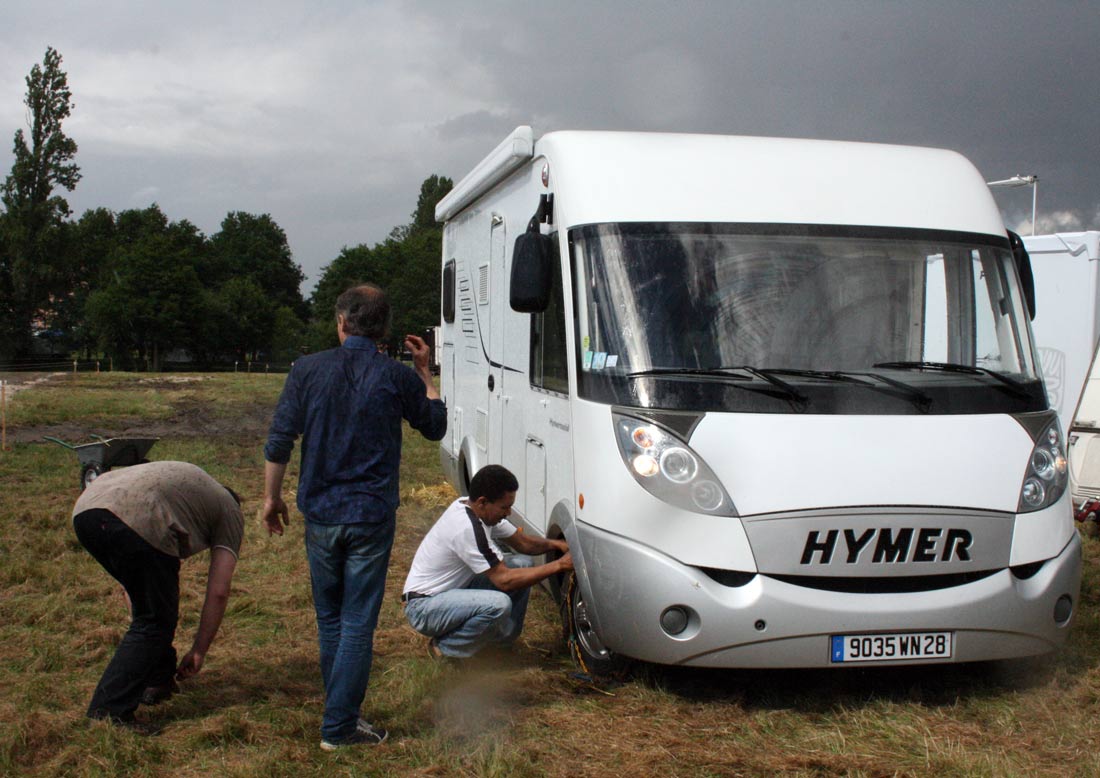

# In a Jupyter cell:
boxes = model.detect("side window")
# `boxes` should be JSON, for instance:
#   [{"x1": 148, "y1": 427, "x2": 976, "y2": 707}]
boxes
[
  {"x1": 442, "y1": 260, "x2": 456, "y2": 323},
  {"x1": 530, "y1": 234, "x2": 568, "y2": 393}
]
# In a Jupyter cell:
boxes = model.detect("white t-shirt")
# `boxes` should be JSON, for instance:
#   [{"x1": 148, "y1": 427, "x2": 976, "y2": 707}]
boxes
[{"x1": 403, "y1": 498, "x2": 517, "y2": 596}]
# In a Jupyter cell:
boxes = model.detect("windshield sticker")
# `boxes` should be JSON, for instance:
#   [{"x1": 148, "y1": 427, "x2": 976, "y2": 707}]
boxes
[
  {"x1": 606, "y1": 354, "x2": 619, "y2": 368},
  {"x1": 583, "y1": 335, "x2": 590, "y2": 351},
  {"x1": 593, "y1": 352, "x2": 608, "y2": 370},
  {"x1": 583, "y1": 350, "x2": 594, "y2": 370}
]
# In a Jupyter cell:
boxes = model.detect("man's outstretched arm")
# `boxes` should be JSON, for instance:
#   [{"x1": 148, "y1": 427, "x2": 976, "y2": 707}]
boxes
[
  {"x1": 486, "y1": 552, "x2": 573, "y2": 593},
  {"x1": 177, "y1": 547, "x2": 237, "y2": 679},
  {"x1": 504, "y1": 530, "x2": 569, "y2": 558}
]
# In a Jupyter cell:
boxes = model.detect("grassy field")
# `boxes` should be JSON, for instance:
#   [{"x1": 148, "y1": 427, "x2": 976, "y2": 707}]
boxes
[{"x1": 2, "y1": 372, "x2": 1100, "y2": 777}]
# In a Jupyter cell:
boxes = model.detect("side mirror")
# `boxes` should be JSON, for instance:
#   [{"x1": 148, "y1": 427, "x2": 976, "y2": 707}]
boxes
[
  {"x1": 1008, "y1": 230, "x2": 1036, "y2": 320},
  {"x1": 510, "y1": 225, "x2": 553, "y2": 313}
]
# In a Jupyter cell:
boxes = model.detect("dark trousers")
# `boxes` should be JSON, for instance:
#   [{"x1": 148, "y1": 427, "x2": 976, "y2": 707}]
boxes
[{"x1": 74, "y1": 509, "x2": 180, "y2": 720}]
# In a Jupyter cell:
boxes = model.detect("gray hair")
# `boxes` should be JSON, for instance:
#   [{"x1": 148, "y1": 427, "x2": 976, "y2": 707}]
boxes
[{"x1": 335, "y1": 284, "x2": 391, "y2": 339}]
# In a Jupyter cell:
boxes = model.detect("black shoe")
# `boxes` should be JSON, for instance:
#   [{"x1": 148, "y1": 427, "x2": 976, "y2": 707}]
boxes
[
  {"x1": 320, "y1": 723, "x2": 388, "y2": 750},
  {"x1": 140, "y1": 680, "x2": 180, "y2": 706}
]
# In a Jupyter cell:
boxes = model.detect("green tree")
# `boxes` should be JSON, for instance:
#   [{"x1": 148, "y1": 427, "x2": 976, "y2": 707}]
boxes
[
  {"x1": 307, "y1": 174, "x2": 452, "y2": 353},
  {"x1": 270, "y1": 305, "x2": 306, "y2": 363},
  {"x1": 115, "y1": 204, "x2": 169, "y2": 246},
  {"x1": 217, "y1": 276, "x2": 276, "y2": 361},
  {"x1": 388, "y1": 175, "x2": 451, "y2": 345},
  {"x1": 410, "y1": 174, "x2": 453, "y2": 232},
  {"x1": 50, "y1": 208, "x2": 116, "y2": 356},
  {"x1": 210, "y1": 212, "x2": 305, "y2": 315},
  {"x1": 0, "y1": 47, "x2": 80, "y2": 359},
  {"x1": 85, "y1": 207, "x2": 208, "y2": 370}
]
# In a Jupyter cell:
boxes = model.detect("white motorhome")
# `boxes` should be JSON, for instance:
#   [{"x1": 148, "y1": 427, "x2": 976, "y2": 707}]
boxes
[
  {"x1": 1025, "y1": 231, "x2": 1100, "y2": 507},
  {"x1": 435, "y1": 128, "x2": 1081, "y2": 670}
]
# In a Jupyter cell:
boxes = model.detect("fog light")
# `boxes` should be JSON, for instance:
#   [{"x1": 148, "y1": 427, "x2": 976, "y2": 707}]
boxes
[
  {"x1": 660, "y1": 606, "x2": 689, "y2": 636},
  {"x1": 691, "y1": 480, "x2": 724, "y2": 511},
  {"x1": 1054, "y1": 594, "x2": 1073, "y2": 625}
]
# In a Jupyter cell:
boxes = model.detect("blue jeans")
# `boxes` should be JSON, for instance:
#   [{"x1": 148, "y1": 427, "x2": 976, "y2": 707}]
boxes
[
  {"x1": 404, "y1": 554, "x2": 534, "y2": 658},
  {"x1": 304, "y1": 519, "x2": 395, "y2": 742}
]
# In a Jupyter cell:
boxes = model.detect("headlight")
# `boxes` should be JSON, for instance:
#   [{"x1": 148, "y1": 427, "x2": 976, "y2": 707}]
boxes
[
  {"x1": 1017, "y1": 419, "x2": 1068, "y2": 513},
  {"x1": 613, "y1": 412, "x2": 737, "y2": 516},
  {"x1": 659, "y1": 447, "x2": 698, "y2": 483}
]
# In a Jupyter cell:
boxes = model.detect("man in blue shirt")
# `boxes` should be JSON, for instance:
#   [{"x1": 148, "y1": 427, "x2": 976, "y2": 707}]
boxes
[{"x1": 262, "y1": 283, "x2": 446, "y2": 750}]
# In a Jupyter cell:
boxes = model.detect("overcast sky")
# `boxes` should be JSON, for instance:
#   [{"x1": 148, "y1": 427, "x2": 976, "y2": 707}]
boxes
[{"x1": 2, "y1": 1, "x2": 1097, "y2": 294}]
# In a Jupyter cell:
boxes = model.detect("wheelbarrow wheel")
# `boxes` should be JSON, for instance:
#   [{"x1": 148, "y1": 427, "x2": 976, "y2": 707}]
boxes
[{"x1": 81, "y1": 464, "x2": 105, "y2": 491}]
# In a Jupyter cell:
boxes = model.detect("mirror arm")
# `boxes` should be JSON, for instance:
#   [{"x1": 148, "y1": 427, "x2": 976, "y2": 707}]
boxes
[{"x1": 1008, "y1": 230, "x2": 1036, "y2": 321}]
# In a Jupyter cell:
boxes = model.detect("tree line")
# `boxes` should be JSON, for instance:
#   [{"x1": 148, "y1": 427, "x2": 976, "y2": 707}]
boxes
[{"x1": 0, "y1": 48, "x2": 452, "y2": 369}]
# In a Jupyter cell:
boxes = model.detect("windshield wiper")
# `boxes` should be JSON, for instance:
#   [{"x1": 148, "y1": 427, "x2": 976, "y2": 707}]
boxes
[
  {"x1": 628, "y1": 367, "x2": 750, "y2": 379},
  {"x1": 763, "y1": 368, "x2": 933, "y2": 413},
  {"x1": 627, "y1": 366, "x2": 808, "y2": 408},
  {"x1": 872, "y1": 361, "x2": 1034, "y2": 401}
]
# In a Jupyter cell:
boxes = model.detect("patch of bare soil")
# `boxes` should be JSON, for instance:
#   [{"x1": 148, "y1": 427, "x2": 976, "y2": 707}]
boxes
[
  {"x1": 0, "y1": 372, "x2": 63, "y2": 397},
  {"x1": 13, "y1": 403, "x2": 275, "y2": 445},
  {"x1": 5, "y1": 373, "x2": 275, "y2": 445},
  {"x1": 117, "y1": 400, "x2": 275, "y2": 440}
]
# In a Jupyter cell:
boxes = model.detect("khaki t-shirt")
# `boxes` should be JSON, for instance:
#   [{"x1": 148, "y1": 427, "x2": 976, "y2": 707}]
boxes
[{"x1": 73, "y1": 461, "x2": 244, "y2": 560}]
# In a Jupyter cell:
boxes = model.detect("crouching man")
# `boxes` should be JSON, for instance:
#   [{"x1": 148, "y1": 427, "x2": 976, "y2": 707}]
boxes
[
  {"x1": 72, "y1": 461, "x2": 244, "y2": 728},
  {"x1": 402, "y1": 465, "x2": 571, "y2": 660}
]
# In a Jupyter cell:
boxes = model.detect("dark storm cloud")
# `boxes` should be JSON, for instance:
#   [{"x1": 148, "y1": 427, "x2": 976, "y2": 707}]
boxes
[
  {"x1": 425, "y1": 1, "x2": 1098, "y2": 232},
  {"x1": 2, "y1": 1, "x2": 1097, "y2": 289}
]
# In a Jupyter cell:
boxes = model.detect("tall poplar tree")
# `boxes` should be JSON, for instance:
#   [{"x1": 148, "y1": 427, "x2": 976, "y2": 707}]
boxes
[{"x1": 0, "y1": 47, "x2": 80, "y2": 358}]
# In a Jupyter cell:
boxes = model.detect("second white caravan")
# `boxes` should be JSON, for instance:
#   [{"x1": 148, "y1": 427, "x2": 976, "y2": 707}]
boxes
[
  {"x1": 1025, "y1": 231, "x2": 1100, "y2": 509},
  {"x1": 435, "y1": 128, "x2": 1081, "y2": 670}
]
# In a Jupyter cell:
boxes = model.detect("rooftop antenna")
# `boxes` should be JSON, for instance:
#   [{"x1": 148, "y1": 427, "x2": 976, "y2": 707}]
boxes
[{"x1": 987, "y1": 174, "x2": 1039, "y2": 236}]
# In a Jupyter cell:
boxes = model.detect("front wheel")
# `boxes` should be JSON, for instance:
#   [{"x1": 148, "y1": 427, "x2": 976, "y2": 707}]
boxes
[
  {"x1": 561, "y1": 573, "x2": 629, "y2": 678},
  {"x1": 80, "y1": 464, "x2": 104, "y2": 491}
]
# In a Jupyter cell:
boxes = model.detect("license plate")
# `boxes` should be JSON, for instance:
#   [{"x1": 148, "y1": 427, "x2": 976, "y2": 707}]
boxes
[{"x1": 830, "y1": 632, "x2": 953, "y2": 663}]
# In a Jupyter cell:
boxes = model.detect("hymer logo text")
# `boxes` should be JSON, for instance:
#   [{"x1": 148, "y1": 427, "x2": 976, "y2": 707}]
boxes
[{"x1": 799, "y1": 528, "x2": 973, "y2": 565}]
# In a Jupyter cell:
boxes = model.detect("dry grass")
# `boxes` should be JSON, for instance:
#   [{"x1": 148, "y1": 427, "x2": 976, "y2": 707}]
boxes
[{"x1": 1, "y1": 372, "x2": 1100, "y2": 777}]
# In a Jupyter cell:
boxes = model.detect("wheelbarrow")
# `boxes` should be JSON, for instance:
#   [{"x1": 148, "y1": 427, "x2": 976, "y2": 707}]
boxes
[{"x1": 43, "y1": 434, "x2": 159, "y2": 490}]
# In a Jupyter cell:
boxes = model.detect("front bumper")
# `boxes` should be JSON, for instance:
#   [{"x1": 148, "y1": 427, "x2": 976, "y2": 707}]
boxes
[{"x1": 575, "y1": 521, "x2": 1082, "y2": 667}]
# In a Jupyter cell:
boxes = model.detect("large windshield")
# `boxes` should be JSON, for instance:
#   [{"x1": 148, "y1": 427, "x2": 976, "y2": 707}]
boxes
[{"x1": 571, "y1": 223, "x2": 1046, "y2": 414}]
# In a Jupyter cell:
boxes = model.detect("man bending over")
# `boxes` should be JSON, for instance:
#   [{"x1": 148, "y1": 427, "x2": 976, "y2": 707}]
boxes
[{"x1": 72, "y1": 461, "x2": 244, "y2": 729}]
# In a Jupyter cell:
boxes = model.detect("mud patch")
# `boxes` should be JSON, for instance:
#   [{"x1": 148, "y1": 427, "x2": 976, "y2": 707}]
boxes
[
  {"x1": 12, "y1": 406, "x2": 274, "y2": 445},
  {"x1": 0, "y1": 372, "x2": 63, "y2": 398},
  {"x1": 7, "y1": 379, "x2": 275, "y2": 444}
]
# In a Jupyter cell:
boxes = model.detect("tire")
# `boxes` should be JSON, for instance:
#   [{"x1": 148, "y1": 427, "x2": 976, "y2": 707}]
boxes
[
  {"x1": 561, "y1": 572, "x2": 629, "y2": 678},
  {"x1": 459, "y1": 461, "x2": 471, "y2": 497},
  {"x1": 80, "y1": 464, "x2": 104, "y2": 491}
]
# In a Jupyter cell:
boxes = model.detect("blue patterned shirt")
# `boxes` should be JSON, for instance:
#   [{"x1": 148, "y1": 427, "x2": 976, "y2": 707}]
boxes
[{"x1": 264, "y1": 335, "x2": 447, "y2": 524}]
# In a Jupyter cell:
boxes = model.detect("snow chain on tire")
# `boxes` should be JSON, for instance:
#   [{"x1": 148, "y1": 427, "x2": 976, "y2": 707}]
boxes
[{"x1": 563, "y1": 572, "x2": 593, "y2": 676}]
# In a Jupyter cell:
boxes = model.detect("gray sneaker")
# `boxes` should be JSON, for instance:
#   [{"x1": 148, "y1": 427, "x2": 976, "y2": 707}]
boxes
[{"x1": 320, "y1": 722, "x2": 388, "y2": 750}]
